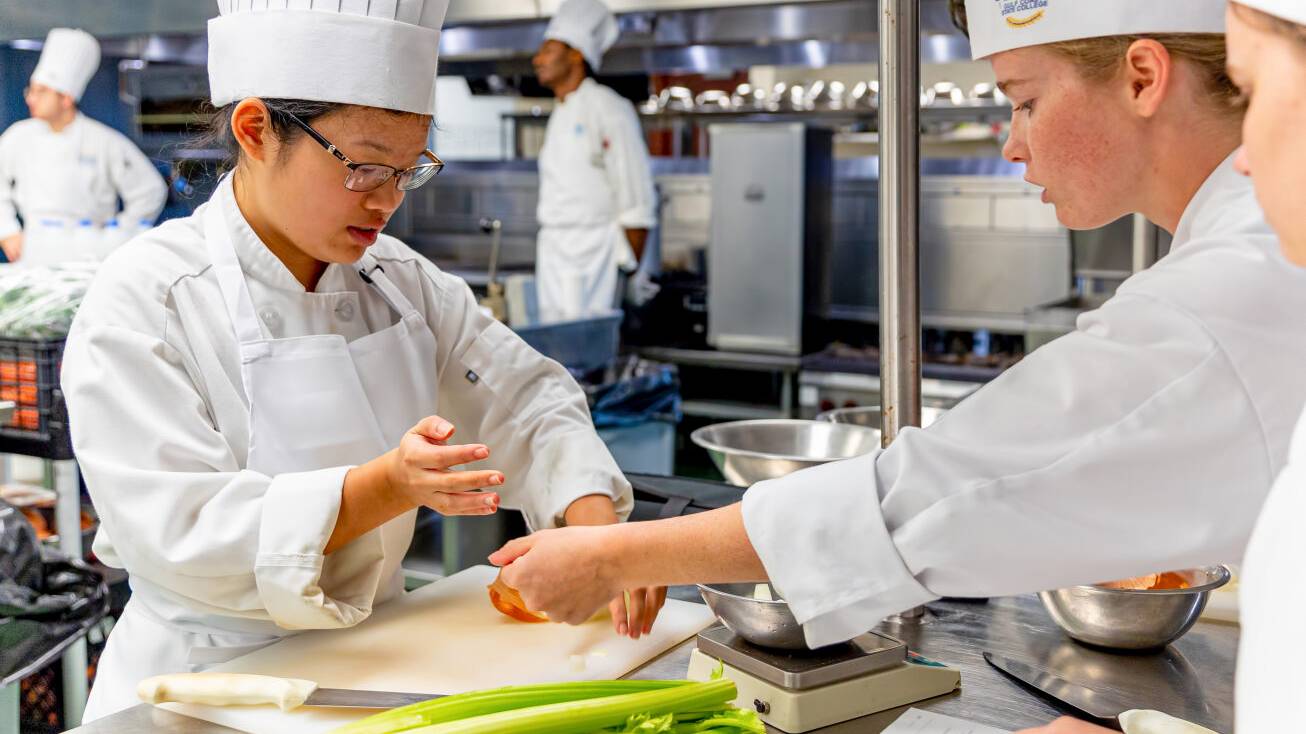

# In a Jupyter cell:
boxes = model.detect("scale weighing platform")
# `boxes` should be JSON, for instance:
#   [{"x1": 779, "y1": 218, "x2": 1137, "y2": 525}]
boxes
[{"x1": 687, "y1": 625, "x2": 960, "y2": 732}]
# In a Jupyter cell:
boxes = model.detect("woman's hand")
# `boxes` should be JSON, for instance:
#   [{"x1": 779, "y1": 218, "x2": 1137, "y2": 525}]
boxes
[
  {"x1": 558, "y1": 495, "x2": 668, "y2": 639},
  {"x1": 491, "y1": 526, "x2": 627, "y2": 626},
  {"x1": 386, "y1": 416, "x2": 504, "y2": 516},
  {"x1": 1014, "y1": 718, "x2": 1118, "y2": 734},
  {"x1": 609, "y1": 585, "x2": 668, "y2": 640}
]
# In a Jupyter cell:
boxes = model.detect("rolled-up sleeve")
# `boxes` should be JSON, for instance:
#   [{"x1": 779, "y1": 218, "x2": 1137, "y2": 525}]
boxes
[
  {"x1": 420, "y1": 265, "x2": 632, "y2": 529},
  {"x1": 744, "y1": 293, "x2": 1270, "y2": 648},
  {"x1": 63, "y1": 322, "x2": 384, "y2": 630}
]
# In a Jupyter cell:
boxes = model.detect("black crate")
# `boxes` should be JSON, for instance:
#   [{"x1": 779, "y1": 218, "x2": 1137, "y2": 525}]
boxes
[{"x1": 0, "y1": 337, "x2": 73, "y2": 460}]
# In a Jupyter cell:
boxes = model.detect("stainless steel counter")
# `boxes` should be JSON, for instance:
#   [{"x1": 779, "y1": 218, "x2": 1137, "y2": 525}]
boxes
[{"x1": 68, "y1": 594, "x2": 1236, "y2": 734}]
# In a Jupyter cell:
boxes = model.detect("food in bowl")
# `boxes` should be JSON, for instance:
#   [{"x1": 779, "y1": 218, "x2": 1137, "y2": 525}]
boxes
[{"x1": 1098, "y1": 572, "x2": 1190, "y2": 590}]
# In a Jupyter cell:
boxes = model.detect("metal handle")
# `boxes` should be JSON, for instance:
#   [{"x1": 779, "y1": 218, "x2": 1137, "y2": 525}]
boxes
[
  {"x1": 479, "y1": 217, "x2": 503, "y2": 285},
  {"x1": 137, "y1": 673, "x2": 318, "y2": 711}
]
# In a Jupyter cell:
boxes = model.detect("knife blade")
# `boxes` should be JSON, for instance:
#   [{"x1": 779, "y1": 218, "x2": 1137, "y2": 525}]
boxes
[
  {"x1": 138, "y1": 673, "x2": 443, "y2": 710},
  {"x1": 982, "y1": 652, "x2": 1127, "y2": 729}
]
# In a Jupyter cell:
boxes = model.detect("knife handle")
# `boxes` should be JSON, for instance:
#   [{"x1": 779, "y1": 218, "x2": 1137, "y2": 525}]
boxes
[{"x1": 138, "y1": 673, "x2": 319, "y2": 711}]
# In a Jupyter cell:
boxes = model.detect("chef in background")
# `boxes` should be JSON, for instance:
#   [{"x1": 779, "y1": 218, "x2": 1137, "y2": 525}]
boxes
[
  {"x1": 0, "y1": 28, "x2": 167, "y2": 266},
  {"x1": 533, "y1": 0, "x2": 658, "y2": 320}
]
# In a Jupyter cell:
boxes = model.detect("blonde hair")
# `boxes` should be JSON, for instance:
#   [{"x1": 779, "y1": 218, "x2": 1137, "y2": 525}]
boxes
[
  {"x1": 945, "y1": 1, "x2": 1242, "y2": 117},
  {"x1": 1045, "y1": 34, "x2": 1244, "y2": 116}
]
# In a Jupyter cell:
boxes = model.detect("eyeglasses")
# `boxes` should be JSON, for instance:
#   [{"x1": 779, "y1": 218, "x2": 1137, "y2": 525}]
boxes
[{"x1": 281, "y1": 110, "x2": 444, "y2": 193}]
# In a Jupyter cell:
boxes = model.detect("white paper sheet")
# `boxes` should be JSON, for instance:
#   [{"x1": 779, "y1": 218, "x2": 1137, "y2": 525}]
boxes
[{"x1": 884, "y1": 708, "x2": 1013, "y2": 734}]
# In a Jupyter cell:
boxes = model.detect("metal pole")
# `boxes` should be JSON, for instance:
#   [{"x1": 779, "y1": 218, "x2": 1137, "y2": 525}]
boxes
[
  {"x1": 879, "y1": 0, "x2": 921, "y2": 444},
  {"x1": 880, "y1": 0, "x2": 924, "y2": 619},
  {"x1": 53, "y1": 459, "x2": 88, "y2": 727},
  {"x1": 1130, "y1": 213, "x2": 1159, "y2": 273}
]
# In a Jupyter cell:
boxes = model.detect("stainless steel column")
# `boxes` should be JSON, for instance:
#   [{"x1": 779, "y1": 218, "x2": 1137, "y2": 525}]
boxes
[
  {"x1": 879, "y1": 0, "x2": 924, "y2": 619},
  {"x1": 878, "y1": 0, "x2": 921, "y2": 443}
]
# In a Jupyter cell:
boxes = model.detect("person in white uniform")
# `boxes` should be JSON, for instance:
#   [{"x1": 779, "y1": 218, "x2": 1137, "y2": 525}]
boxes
[
  {"x1": 532, "y1": 0, "x2": 658, "y2": 320},
  {"x1": 1013, "y1": 3, "x2": 1306, "y2": 733},
  {"x1": 62, "y1": 0, "x2": 662, "y2": 722},
  {"x1": 491, "y1": 0, "x2": 1306, "y2": 650},
  {"x1": 0, "y1": 28, "x2": 167, "y2": 266}
]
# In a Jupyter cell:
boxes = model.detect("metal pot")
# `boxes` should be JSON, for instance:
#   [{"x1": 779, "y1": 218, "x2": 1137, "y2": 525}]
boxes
[{"x1": 690, "y1": 419, "x2": 880, "y2": 486}]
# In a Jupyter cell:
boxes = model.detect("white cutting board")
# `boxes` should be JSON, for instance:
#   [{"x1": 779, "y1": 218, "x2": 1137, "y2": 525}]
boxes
[{"x1": 160, "y1": 565, "x2": 715, "y2": 734}]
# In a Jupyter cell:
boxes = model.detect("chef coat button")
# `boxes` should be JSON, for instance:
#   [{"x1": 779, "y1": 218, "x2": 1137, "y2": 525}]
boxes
[
  {"x1": 259, "y1": 309, "x2": 279, "y2": 326},
  {"x1": 335, "y1": 300, "x2": 356, "y2": 322}
]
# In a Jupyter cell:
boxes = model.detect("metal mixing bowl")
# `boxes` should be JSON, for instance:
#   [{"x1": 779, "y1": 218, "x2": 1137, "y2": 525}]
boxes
[
  {"x1": 1039, "y1": 566, "x2": 1231, "y2": 650},
  {"x1": 814, "y1": 405, "x2": 945, "y2": 431},
  {"x1": 698, "y1": 582, "x2": 808, "y2": 649},
  {"x1": 690, "y1": 419, "x2": 881, "y2": 486}
]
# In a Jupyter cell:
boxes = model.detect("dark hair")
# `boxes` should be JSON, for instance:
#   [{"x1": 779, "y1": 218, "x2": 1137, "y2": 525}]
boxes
[
  {"x1": 193, "y1": 98, "x2": 346, "y2": 172},
  {"x1": 1232, "y1": 3, "x2": 1306, "y2": 49},
  {"x1": 192, "y1": 97, "x2": 424, "y2": 171}
]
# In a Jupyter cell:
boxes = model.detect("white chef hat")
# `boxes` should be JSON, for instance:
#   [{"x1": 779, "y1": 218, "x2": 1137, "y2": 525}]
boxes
[
  {"x1": 30, "y1": 28, "x2": 100, "y2": 102},
  {"x1": 207, "y1": 0, "x2": 451, "y2": 116},
  {"x1": 544, "y1": 0, "x2": 620, "y2": 71},
  {"x1": 964, "y1": 0, "x2": 1226, "y2": 60},
  {"x1": 1234, "y1": 1, "x2": 1306, "y2": 25}
]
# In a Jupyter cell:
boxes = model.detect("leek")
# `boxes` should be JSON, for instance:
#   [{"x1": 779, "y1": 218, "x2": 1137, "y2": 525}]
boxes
[
  {"x1": 406, "y1": 678, "x2": 738, "y2": 734},
  {"x1": 332, "y1": 681, "x2": 694, "y2": 734}
]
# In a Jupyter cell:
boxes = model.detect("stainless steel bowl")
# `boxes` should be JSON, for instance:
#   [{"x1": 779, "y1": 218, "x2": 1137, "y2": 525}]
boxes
[
  {"x1": 814, "y1": 405, "x2": 946, "y2": 431},
  {"x1": 1039, "y1": 566, "x2": 1231, "y2": 650},
  {"x1": 698, "y1": 582, "x2": 808, "y2": 649},
  {"x1": 690, "y1": 419, "x2": 881, "y2": 486}
]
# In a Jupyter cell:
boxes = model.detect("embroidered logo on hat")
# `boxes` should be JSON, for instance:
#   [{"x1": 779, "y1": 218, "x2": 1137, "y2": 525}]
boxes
[{"x1": 1000, "y1": 0, "x2": 1049, "y2": 29}]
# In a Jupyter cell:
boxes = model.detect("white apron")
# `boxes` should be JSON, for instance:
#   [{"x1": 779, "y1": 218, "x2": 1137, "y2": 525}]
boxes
[
  {"x1": 536, "y1": 222, "x2": 628, "y2": 321},
  {"x1": 21, "y1": 217, "x2": 100, "y2": 267},
  {"x1": 83, "y1": 193, "x2": 438, "y2": 719}
]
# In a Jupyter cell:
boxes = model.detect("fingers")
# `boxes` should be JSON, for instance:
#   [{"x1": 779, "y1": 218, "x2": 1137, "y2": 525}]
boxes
[
  {"x1": 427, "y1": 490, "x2": 500, "y2": 517},
  {"x1": 411, "y1": 415, "x2": 456, "y2": 442},
  {"x1": 618, "y1": 588, "x2": 667, "y2": 639},
  {"x1": 405, "y1": 441, "x2": 493, "y2": 472},
  {"x1": 489, "y1": 534, "x2": 538, "y2": 567},
  {"x1": 648, "y1": 587, "x2": 667, "y2": 635},
  {"x1": 609, "y1": 595, "x2": 628, "y2": 637}
]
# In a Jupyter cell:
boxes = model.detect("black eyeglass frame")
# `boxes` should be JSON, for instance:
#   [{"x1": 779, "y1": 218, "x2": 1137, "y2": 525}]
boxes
[{"x1": 281, "y1": 110, "x2": 444, "y2": 192}]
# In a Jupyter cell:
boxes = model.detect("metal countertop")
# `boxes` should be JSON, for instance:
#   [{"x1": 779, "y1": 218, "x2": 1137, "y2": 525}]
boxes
[{"x1": 67, "y1": 593, "x2": 1236, "y2": 733}]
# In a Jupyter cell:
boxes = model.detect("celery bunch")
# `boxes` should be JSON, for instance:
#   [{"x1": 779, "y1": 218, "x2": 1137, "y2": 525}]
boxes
[{"x1": 331, "y1": 678, "x2": 763, "y2": 734}]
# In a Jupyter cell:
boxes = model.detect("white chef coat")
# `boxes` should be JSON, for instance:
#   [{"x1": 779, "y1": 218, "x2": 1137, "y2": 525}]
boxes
[
  {"x1": 62, "y1": 177, "x2": 632, "y2": 719},
  {"x1": 1235, "y1": 407, "x2": 1306, "y2": 732},
  {"x1": 743, "y1": 154, "x2": 1306, "y2": 648},
  {"x1": 536, "y1": 78, "x2": 655, "y2": 320},
  {"x1": 0, "y1": 113, "x2": 167, "y2": 263}
]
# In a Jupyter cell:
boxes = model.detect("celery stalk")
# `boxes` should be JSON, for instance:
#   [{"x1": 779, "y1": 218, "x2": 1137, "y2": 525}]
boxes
[
  {"x1": 404, "y1": 679, "x2": 738, "y2": 734},
  {"x1": 332, "y1": 680, "x2": 695, "y2": 734}
]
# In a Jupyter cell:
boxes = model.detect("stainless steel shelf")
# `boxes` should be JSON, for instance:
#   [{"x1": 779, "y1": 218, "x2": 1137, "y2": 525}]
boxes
[{"x1": 680, "y1": 400, "x2": 788, "y2": 421}]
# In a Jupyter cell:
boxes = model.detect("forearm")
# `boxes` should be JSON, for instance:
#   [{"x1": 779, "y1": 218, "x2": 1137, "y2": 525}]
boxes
[
  {"x1": 326, "y1": 451, "x2": 414, "y2": 554},
  {"x1": 624, "y1": 228, "x2": 648, "y2": 263},
  {"x1": 564, "y1": 494, "x2": 620, "y2": 527},
  {"x1": 612, "y1": 504, "x2": 767, "y2": 588}
]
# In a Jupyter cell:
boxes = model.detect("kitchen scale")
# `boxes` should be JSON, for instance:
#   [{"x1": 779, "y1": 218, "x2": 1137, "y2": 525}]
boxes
[{"x1": 686, "y1": 625, "x2": 961, "y2": 733}]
